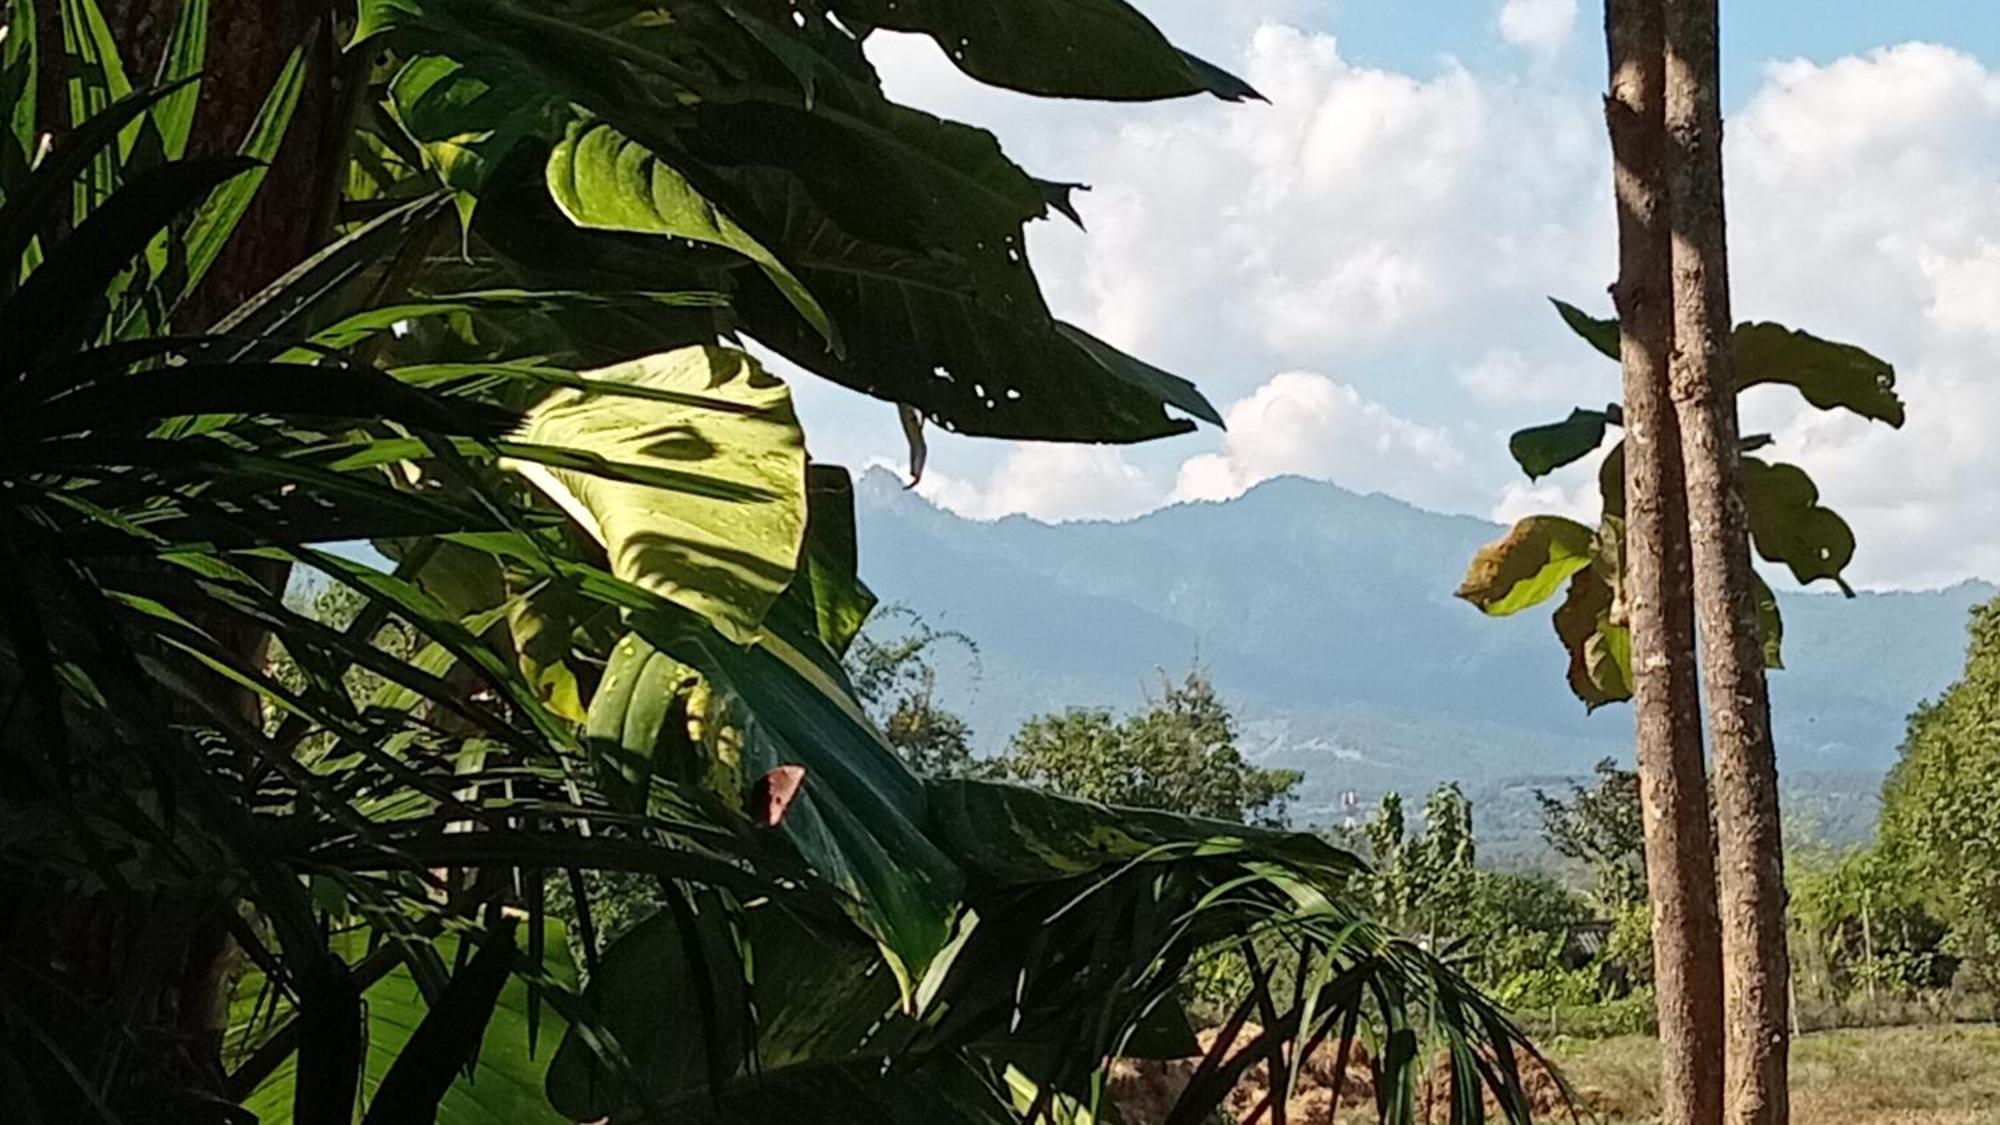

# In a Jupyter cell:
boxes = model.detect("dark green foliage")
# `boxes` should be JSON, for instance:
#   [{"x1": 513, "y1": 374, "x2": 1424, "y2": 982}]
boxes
[
  {"x1": 1000, "y1": 668, "x2": 1303, "y2": 827},
  {"x1": 1880, "y1": 596, "x2": 2000, "y2": 993},
  {"x1": 1536, "y1": 759, "x2": 1647, "y2": 911},
  {"x1": 847, "y1": 609, "x2": 982, "y2": 778}
]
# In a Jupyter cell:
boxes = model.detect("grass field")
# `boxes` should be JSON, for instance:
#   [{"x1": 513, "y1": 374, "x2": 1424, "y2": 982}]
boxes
[{"x1": 1554, "y1": 1025, "x2": 2000, "y2": 1124}]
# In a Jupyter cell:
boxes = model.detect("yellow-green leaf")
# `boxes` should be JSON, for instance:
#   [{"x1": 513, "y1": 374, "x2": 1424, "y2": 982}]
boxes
[
  {"x1": 510, "y1": 346, "x2": 808, "y2": 644},
  {"x1": 1456, "y1": 516, "x2": 1596, "y2": 617}
]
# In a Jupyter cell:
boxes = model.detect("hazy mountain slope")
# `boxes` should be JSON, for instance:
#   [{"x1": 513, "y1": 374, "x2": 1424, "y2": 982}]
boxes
[{"x1": 853, "y1": 469, "x2": 1990, "y2": 818}]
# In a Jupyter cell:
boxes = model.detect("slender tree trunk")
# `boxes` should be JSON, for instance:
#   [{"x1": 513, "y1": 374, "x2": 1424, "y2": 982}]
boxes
[
  {"x1": 1662, "y1": 2, "x2": 1792, "y2": 1123},
  {"x1": 1603, "y1": 3, "x2": 1725, "y2": 1124}
]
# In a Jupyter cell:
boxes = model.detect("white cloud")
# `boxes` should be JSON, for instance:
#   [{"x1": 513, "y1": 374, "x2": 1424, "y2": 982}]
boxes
[
  {"x1": 1172, "y1": 372, "x2": 1467, "y2": 505},
  {"x1": 853, "y1": 23, "x2": 2000, "y2": 590},
  {"x1": 914, "y1": 444, "x2": 1162, "y2": 523},
  {"x1": 1721, "y1": 43, "x2": 2000, "y2": 589},
  {"x1": 1027, "y1": 23, "x2": 1608, "y2": 382},
  {"x1": 1497, "y1": 0, "x2": 1578, "y2": 56}
]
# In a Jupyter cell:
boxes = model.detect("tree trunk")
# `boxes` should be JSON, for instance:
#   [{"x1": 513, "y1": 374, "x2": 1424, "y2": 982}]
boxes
[
  {"x1": 1602, "y1": 4, "x2": 1726, "y2": 1124},
  {"x1": 1662, "y1": 2, "x2": 1792, "y2": 1123},
  {"x1": 6, "y1": 5, "x2": 338, "y2": 1119}
]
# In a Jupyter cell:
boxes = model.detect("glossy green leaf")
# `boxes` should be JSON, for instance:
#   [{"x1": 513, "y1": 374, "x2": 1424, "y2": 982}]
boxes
[
  {"x1": 926, "y1": 777, "x2": 1364, "y2": 886},
  {"x1": 826, "y1": 0, "x2": 1258, "y2": 102},
  {"x1": 1551, "y1": 297, "x2": 1620, "y2": 361},
  {"x1": 675, "y1": 619, "x2": 961, "y2": 990},
  {"x1": 787, "y1": 463, "x2": 877, "y2": 658},
  {"x1": 510, "y1": 345, "x2": 808, "y2": 644},
  {"x1": 1733, "y1": 320, "x2": 1904, "y2": 427},
  {"x1": 243, "y1": 926, "x2": 575, "y2": 1125},
  {"x1": 732, "y1": 182, "x2": 1212, "y2": 442},
  {"x1": 1510, "y1": 407, "x2": 1610, "y2": 480},
  {"x1": 1742, "y1": 457, "x2": 1857, "y2": 593},
  {"x1": 1455, "y1": 515, "x2": 1596, "y2": 617},
  {"x1": 544, "y1": 899, "x2": 900, "y2": 1121},
  {"x1": 547, "y1": 119, "x2": 835, "y2": 349},
  {"x1": 585, "y1": 631, "x2": 701, "y2": 812},
  {"x1": 389, "y1": 54, "x2": 552, "y2": 230}
]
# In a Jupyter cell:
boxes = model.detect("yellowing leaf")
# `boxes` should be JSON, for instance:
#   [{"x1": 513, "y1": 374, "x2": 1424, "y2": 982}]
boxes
[{"x1": 1456, "y1": 516, "x2": 1596, "y2": 617}]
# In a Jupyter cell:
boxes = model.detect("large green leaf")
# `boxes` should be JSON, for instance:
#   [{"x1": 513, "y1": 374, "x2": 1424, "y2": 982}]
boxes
[
  {"x1": 242, "y1": 926, "x2": 576, "y2": 1124},
  {"x1": 784, "y1": 464, "x2": 876, "y2": 659},
  {"x1": 388, "y1": 54, "x2": 552, "y2": 229},
  {"x1": 543, "y1": 899, "x2": 903, "y2": 1120},
  {"x1": 1742, "y1": 457, "x2": 1857, "y2": 593},
  {"x1": 510, "y1": 345, "x2": 808, "y2": 644},
  {"x1": 1509, "y1": 406, "x2": 1611, "y2": 480},
  {"x1": 926, "y1": 778, "x2": 1363, "y2": 886},
  {"x1": 643, "y1": 619, "x2": 963, "y2": 990},
  {"x1": 731, "y1": 179, "x2": 1213, "y2": 441},
  {"x1": 1733, "y1": 320, "x2": 1905, "y2": 426},
  {"x1": 1455, "y1": 515, "x2": 1596, "y2": 617},
  {"x1": 826, "y1": 0, "x2": 1258, "y2": 102},
  {"x1": 546, "y1": 119, "x2": 835, "y2": 348}
]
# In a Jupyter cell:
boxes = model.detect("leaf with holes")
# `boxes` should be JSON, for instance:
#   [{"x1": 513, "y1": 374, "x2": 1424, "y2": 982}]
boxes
[
  {"x1": 1742, "y1": 457, "x2": 1856, "y2": 593},
  {"x1": 1733, "y1": 321, "x2": 1904, "y2": 427}
]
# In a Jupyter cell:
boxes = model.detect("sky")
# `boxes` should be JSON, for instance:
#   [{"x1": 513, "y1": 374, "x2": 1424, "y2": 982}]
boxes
[{"x1": 776, "y1": 0, "x2": 2000, "y2": 592}]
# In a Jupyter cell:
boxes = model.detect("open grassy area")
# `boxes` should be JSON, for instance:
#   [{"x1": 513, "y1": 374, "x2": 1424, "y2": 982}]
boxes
[{"x1": 1553, "y1": 1025, "x2": 2000, "y2": 1124}]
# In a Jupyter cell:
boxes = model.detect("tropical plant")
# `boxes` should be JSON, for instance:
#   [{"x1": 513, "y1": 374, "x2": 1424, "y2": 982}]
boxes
[{"x1": 1, "y1": 2, "x2": 1555, "y2": 1122}]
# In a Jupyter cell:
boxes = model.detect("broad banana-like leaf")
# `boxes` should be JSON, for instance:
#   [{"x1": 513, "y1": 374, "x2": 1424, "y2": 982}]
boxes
[
  {"x1": 615, "y1": 620, "x2": 963, "y2": 991},
  {"x1": 825, "y1": 0, "x2": 1257, "y2": 102},
  {"x1": 543, "y1": 898, "x2": 902, "y2": 1120},
  {"x1": 240, "y1": 925, "x2": 575, "y2": 1125},
  {"x1": 547, "y1": 119, "x2": 834, "y2": 348},
  {"x1": 510, "y1": 344, "x2": 808, "y2": 644}
]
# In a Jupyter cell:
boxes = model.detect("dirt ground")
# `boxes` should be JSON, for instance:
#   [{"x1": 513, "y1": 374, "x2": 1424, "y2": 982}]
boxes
[{"x1": 1113, "y1": 1024, "x2": 2000, "y2": 1124}]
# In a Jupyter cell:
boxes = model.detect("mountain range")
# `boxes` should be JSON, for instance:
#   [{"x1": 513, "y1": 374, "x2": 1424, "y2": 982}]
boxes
[{"x1": 852, "y1": 467, "x2": 1991, "y2": 831}]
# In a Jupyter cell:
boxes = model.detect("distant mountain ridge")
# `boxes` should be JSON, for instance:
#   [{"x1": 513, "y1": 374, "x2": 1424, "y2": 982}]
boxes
[{"x1": 852, "y1": 468, "x2": 1992, "y2": 822}]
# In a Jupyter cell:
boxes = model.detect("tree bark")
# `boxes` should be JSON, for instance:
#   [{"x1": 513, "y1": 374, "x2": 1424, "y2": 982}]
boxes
[
  {"x1": 1602, "y1": 4, "x2": 1726, "y2": 1125},
  {"x1": 1662, "y1": 2, "x2": 1792, "y2": 1123},
  {"x1": 7, "y1": 5, "x2": 338, "y2": 1119}
]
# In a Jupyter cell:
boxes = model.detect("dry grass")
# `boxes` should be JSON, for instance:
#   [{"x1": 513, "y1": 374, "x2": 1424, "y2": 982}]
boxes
[{"x1": 1553, "y1": 1024, "x2": 2000, "y2": 1124}]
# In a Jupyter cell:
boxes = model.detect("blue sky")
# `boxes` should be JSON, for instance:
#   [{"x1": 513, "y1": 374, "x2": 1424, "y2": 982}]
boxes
[{"x1": 777, "y1": 1, "x2": 2000, "y2": 590}]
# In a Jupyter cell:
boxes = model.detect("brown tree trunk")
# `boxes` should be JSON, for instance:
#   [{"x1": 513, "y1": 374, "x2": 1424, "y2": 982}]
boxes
[
  {"x1": 7, "y1": 5, "x2": 339, "y2": 1119},
  {"x1": 1662, "y1": 2, "x2": 1792, "y2": 1123},
  {"x1": 1602, "y1": 4, "x2": 1726, "y2": 1124}
]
